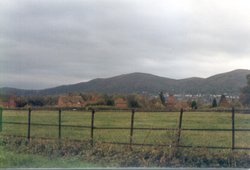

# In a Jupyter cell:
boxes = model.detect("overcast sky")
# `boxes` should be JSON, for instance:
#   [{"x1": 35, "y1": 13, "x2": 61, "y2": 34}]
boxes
[{"x1": 1, "y1": 0, "x2": 250, "y2": 89}]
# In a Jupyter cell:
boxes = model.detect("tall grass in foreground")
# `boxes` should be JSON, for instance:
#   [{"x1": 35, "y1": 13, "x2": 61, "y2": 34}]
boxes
[
  {"x1": 0, "y1": 146, "x2": 98, "y2": 168},
  {"x1": 1, "y1": 136, "x2": 250, "y2": 167}
]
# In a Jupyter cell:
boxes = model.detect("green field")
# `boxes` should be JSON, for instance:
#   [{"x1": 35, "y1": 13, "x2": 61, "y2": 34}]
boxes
[
  {"x1": 0, "y1": 146, "x2": 98, "y2": 168},
  {"x1": 1, "y1": 109, "x2": 250, "y2": 148}
]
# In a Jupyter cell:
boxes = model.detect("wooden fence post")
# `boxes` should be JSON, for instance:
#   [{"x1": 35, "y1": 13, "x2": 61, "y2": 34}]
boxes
[
  {"x1": 232, "y1": 107, "x2": 235, "y2": 150},
  {"x1": 27, "y1": 108, "x2": 31, "y2": 141},
  {"x1": 0, "y1": 107, "x2": 2, "y2": 132},
  {"x1": 130, "y1": 109, "x2": 135, "y2": 147},
  {"x1": 91, "y1": 109, "x2": 95, "y2": 146},
  {"x1": 177, "y1": 108, "x2": 183, "y2": 146},
  {"x1": 58, "y1": 108, "x2": 62, "y2": 139}
]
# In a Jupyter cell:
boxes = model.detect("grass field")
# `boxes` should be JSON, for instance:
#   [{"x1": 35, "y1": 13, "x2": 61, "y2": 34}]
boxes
[
  {"x1": 0, "y1": 146, "x2": 98, "y2": 168},
  {"x1": 1, "y1": 109, "x2": 250, "y2": 148}
]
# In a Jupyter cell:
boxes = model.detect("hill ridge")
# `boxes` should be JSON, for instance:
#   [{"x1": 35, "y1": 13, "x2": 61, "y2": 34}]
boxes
[{"x1": 1, "y1": 69, "x2": 250, "y2": 96}]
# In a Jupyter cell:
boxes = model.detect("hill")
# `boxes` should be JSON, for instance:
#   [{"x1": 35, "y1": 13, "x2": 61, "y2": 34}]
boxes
[{"x1": 1, "y1": 69, "x2": 250, "y2": 96}]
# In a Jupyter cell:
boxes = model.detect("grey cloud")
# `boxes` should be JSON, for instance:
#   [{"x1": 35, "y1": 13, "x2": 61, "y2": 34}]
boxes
[{"x1": 1, "y1": 0, "x2": 250, "y2": 89}]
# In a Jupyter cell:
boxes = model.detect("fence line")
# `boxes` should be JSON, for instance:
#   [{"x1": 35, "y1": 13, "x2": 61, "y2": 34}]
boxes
[
  {"x1": 58, "y1": 108, "x2": 62, "y2": 139},
  {"x1": 0, "y1": 107, "x2": 2, "y2": 132},
  {"x1": 1, "y1": 108, "x2": 250, "y2": 150},
  {"x1": 27, "y1": 108, "x2": 31, "y2": 141},
  {"x1": 232, "y1": 107, "x2": 235, "y2": 150},
  {"x1": 90, "y1": 109, "x2": 95, "y2": 146},
  {"x1": 4, "y1": 107, "x2": 250, "y2": 113},
  {"x1": 130, "y1": 109, "x2": 135, "y2": 147},
  {"x1": 177, "y1": 108, "x2": 183, "y2": 147}
]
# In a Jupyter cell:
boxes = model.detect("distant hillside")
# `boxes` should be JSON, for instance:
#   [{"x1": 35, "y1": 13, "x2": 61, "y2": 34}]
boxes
[{"x1": 1, "y1": 69, "x2": 250, "y2": 96}]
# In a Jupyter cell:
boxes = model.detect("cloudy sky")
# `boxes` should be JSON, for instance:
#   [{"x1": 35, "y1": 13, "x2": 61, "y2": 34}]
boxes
[{"x1": 1, "y1": 0, "x2": 250, "y2": 89}]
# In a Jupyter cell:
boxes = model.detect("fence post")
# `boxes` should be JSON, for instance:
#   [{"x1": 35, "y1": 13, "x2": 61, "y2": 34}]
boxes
[
  {"x1": 58, "y1": 108, "x2": 62, "y2": 139},
  {"x1": 177, "y1": 108, "x2": 183, "y2": 146},
  {"x1": 91, "y1": 109, "x2": 95, "y2": 146},
  {"x1": 130, "y1": 109, "x2": 135, "y2": 147},
  {"x1": 232, "y1": 107, "x2": 235, "y2": 150},
  {"x1": 27, "y1": 108, "x2": 31, "y2": 141},
  {"x1": 0, "y1": 107, "x2": 2, "y2": 132}
]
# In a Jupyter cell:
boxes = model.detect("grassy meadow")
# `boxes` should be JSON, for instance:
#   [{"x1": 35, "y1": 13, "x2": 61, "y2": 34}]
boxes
[
  {"x1": 1, "y1": 109, "x2": 250, "y2": 148},
  {"x1": 0, "y1": 146, "x2": 99, "y2": 168}
]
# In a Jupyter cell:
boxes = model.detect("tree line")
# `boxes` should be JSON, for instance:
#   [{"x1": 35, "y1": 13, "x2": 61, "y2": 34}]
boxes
[{"x1": 1, "y1": 74, "x2": 250, "y2": 109}]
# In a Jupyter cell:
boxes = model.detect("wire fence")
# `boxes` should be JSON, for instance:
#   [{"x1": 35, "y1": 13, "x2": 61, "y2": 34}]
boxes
[{"x1": 0, "y1": 107, "x2": 250, "y2": 150}]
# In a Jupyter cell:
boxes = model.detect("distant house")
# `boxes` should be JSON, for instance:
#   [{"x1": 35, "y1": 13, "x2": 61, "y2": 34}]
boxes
[
  {"x1": 0, "y1": 101, "x2": 9, "y2": 108},
  {"x1": 115, "y1": 98, "x2": 127, "y2": 108},
  {"x1": 0, "y1": 96, "x2": 16, "y2": 108},
  {"x1": 87, "y1": 94, "x2": 100, "y2": 105},
  {"x1": 57, "y1": 94, "x2": 86, "y2": 107}
]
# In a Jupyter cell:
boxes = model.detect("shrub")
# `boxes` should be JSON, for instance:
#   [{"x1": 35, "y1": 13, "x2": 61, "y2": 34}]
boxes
[{"x1": 127, "y1": 95, "x2": 140, "y2": 108}]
